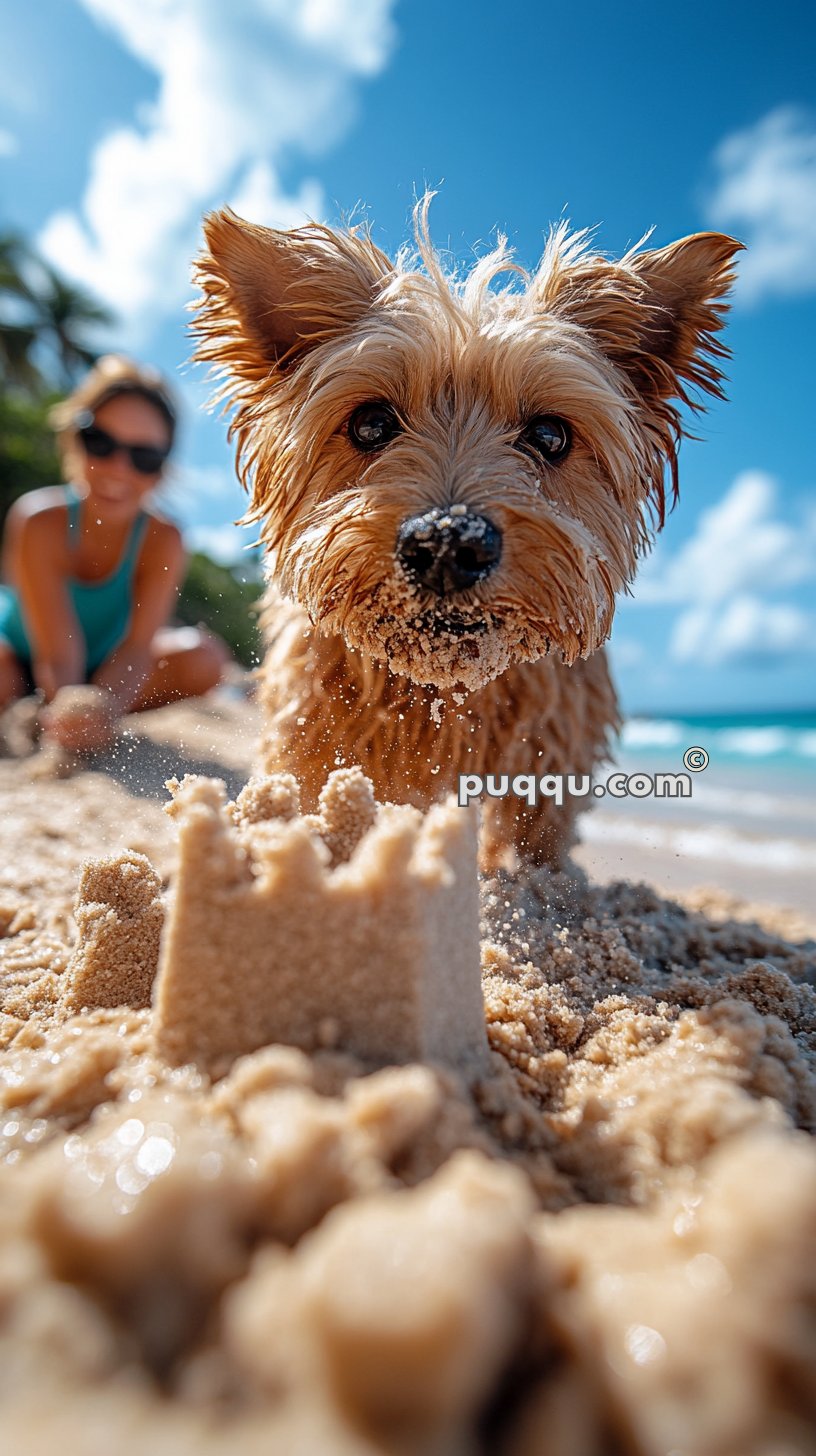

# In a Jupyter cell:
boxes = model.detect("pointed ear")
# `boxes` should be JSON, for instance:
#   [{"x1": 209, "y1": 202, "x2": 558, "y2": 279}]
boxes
[
  {"x1": 192, "y1": 208, "x2": 393, "y2": 375},
  {"x1": 625, "y1": 233, "x2": 744, "y2": 403},
  {"x1": 542, "y1": 231, "x2": 743, "y2": 408}
]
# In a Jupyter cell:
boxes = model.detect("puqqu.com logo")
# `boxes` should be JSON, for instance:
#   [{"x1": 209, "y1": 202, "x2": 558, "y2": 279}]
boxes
[
  {"x1": 458, "y1": 747, "x2": 711, "y2": 808},
  {"x1": 683, "y1": 746, "x2": 709, "y2": 772}
]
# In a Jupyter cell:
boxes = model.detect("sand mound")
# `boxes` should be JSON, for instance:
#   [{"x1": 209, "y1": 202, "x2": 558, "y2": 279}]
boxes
[{"x1": 0, "y1": 705, "x2": 814, "y2": 1454}]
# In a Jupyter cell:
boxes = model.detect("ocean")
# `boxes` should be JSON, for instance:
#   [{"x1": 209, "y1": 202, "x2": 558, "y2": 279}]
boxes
[
  {"x1": 573, "y1": 709, "x2": 816, "y2": 917},
  {"x1": 619, "y1": 708, "x2": 816, "y2": 781}
]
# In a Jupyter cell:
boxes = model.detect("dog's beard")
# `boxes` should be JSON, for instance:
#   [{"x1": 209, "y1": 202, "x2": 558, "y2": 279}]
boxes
[
  {"x1": 319, "y1": 573, "x2": 610, "y2": 694},
  {"x1": 343, "y1": 584, "x2": 519, "y2": 693}
]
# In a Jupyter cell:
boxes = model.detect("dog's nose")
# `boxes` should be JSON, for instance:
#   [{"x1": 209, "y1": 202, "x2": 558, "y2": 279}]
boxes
[{"x1": 396, "y1": 507, "x2": 502, "y2": 595}]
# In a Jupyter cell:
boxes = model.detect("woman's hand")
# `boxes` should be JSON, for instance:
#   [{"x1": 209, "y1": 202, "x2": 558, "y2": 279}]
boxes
[{"x1": 41, "y1": 685, "x2": 119, "y2": 753}]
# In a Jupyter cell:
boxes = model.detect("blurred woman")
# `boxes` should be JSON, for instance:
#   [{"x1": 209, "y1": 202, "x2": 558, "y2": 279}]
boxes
[{"x1": 0, "y1": 354, "x2": 229, "y2": 751}]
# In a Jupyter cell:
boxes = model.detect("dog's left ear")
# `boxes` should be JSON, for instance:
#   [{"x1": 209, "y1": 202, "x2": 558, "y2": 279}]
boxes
[
  {"x1": 622, "y1": 233, "x2": 743, "y2": 407},
  {"x1": 539, "y1": 231, "x2": 743, "y2": 519},
  {"x1": 542, "y1": 231, "x2": 744, "y2": 410},
  {"x1": 193, "y1": 208, "x2": 393, "y2": 376}
]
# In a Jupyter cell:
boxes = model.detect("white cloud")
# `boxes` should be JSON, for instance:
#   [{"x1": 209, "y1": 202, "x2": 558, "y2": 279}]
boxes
[
  {"x1": 636, "y1": 471, "x2": 814, "y2": 606},
  {"x1": 633, "y1": 471, "x2": 816, "y2": 667},
  {"x1": 37, "y1": 0, "x2": 397, "y2": 333},
  {"x1": 171, "y1": 462, "x2": 241, "y2": 506},
  {"x1": 707, "y1": 107, "x2": 816, "y2": 303},
  {"x1": 188, "y1": 522, "x2": 261, "y2": 566},
  {"x1": 228, "y1": 160, "x2": 324, "y2": 231},
  {"x1": 0, "y1": 128, "x2": 18, "y2": 157},
  {"x1": 671, "y1": 595, "x2": 814, "y2": 666}
]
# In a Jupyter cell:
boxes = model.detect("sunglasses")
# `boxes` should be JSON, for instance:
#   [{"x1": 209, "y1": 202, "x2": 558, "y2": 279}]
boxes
[{"x1": 77, "y1": 421, "x2": 170, "y2": 476}]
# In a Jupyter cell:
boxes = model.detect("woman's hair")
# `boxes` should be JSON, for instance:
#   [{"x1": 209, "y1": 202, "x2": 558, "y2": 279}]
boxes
[{"x1": 50, "y1": 354, "x2": 178, "y2": 475}]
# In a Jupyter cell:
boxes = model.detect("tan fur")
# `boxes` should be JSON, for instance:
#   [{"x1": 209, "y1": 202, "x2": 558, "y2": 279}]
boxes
[{"x1": 192, "y1": 199, "x2": 741, "y2": 868}]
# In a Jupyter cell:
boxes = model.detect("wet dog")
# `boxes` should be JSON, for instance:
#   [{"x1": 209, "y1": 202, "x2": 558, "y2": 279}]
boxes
[{"x1": 193, "y1": 199, "x2": 739, "y2": 868}]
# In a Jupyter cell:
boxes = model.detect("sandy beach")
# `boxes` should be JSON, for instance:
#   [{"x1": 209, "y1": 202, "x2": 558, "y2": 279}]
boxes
[
  {"x1": 1, "y1": 689, "x2": 814, "y2": 1453},
  {"x1": 575, "y1": 756, "x2": 816, "y2": 928}
]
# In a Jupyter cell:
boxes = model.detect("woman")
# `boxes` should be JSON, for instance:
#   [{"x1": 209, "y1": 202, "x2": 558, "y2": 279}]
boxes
[{"x1": 0, "y1": 354, "x2": 229, "y2": 751}]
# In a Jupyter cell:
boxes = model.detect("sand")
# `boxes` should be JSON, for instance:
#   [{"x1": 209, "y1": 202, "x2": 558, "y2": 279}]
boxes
[{"x1": 0, "y1": 693, "x2": 815, "y2": 1455}]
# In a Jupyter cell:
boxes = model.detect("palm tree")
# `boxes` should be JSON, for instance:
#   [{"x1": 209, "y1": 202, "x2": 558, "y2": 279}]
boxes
[
  {"x1": 0, "y1": 231, "x2": 114, "y2": 391},
  {"x1": 0, "y1": 232, "x2": 30, "y2": 298},
  {"x1": 0, "y1": 233, "x2": 43, "y2": 391},
  {"x1": 34, "y1": 268, "x2": 113, "y2": 385},
  {"x1": 0, "y1": 232, "x2": 115, "y2": 529}
]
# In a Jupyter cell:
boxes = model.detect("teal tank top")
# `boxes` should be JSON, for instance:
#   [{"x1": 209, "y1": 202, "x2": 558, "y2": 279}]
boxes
[{"x1": 0, "y1": 487, "x2": 150, "y2": 675}]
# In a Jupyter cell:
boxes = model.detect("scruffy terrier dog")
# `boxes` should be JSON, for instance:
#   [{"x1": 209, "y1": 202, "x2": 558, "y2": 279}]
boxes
[{"x1": 193, "y1": 200, "x2": 740, "y2": 869}]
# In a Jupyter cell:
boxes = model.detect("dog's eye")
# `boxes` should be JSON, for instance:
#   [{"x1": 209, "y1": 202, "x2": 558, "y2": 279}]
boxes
[
  {"x1": 518, "y1": 415, "x2": 572, "y2": 463},
  {"x1": 348, "y1": 402, "x2": 402, "y2": 452}
]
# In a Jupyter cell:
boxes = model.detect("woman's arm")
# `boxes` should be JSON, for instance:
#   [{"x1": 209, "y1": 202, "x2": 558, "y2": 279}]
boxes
[
  {"x1": 7, "y1": 496, "x2": 85, "y2": 698},
  {"x1": 43, "y1": 515, "x2": 186, "y2": 752},
  {"x1": 91, "y1": 516, "x2": 186, "y2": 712}
]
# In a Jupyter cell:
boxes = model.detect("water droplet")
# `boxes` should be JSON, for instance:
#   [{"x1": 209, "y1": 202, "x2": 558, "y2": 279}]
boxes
[
  {"x1": 624, "y1": 1324, "x2": 666, "y2": 1366},
  {"x1": 199, "y1": 1151, "x2": 223, "y2": 1180},
  {"x1": 685, "y1": 1252, "x2": 731, "y2": 1295},
  {"x1": 115, "y1": 1161, "x2": 150, "y2": 1196},
  {"x1": 115, "y1": 1118, "x2": 144, "y2": 1147},
  {"x1": 135, "y1": 1135, "x2": 175, "y2": 1176}
]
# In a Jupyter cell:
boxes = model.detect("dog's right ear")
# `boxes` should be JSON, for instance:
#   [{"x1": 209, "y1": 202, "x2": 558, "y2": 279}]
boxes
[{"x1": 193, "y1": 209, "x2": 392, "y2": 373}]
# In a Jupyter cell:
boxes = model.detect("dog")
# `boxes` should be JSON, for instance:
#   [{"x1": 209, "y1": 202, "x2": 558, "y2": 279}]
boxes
[{"x1": 193, "y1": 198, "x2": 740, "y2": 869}]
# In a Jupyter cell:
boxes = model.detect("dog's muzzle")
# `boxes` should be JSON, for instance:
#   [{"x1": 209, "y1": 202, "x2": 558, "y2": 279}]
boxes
[{"x1": 396, "y1": 507, "x2": 502, "y2": 595}]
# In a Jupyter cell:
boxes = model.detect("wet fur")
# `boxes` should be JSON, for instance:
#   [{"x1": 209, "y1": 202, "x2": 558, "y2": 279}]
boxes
[{"x1": 193, "y1": 200, "x2": 740, "y2": 868}]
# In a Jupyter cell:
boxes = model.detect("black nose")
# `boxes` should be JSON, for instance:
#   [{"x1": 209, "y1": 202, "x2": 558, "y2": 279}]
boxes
[{"x1": 396, "y1": 508, "x2": 502, "y2": 596}]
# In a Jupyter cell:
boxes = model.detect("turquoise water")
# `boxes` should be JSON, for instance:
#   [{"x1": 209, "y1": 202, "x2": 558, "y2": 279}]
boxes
[
  {"x1": 598, "y1": 711, "x2": 816, "y2": 872},
  {"x1": 619, "y1": 709, "x2": 816, "y2": 781}
]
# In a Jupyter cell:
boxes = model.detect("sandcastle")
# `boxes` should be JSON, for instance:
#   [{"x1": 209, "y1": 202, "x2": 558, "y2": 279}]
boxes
[
  {"x1": 62, "y1": 851, "x2": 164, "y2": 1012},
  {"x1": 65, "y1": 768, "x2": 488, "y2": 1077}
]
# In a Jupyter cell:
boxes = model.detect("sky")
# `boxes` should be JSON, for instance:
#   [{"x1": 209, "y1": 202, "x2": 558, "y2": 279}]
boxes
[{"x1": 1, "y1": 0, "x2": 814, "y2": 715}]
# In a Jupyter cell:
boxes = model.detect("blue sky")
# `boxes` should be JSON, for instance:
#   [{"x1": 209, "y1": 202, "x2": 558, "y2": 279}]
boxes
[{"x1": 1, "y1": 0, "x2": 814, "y2": 714}]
